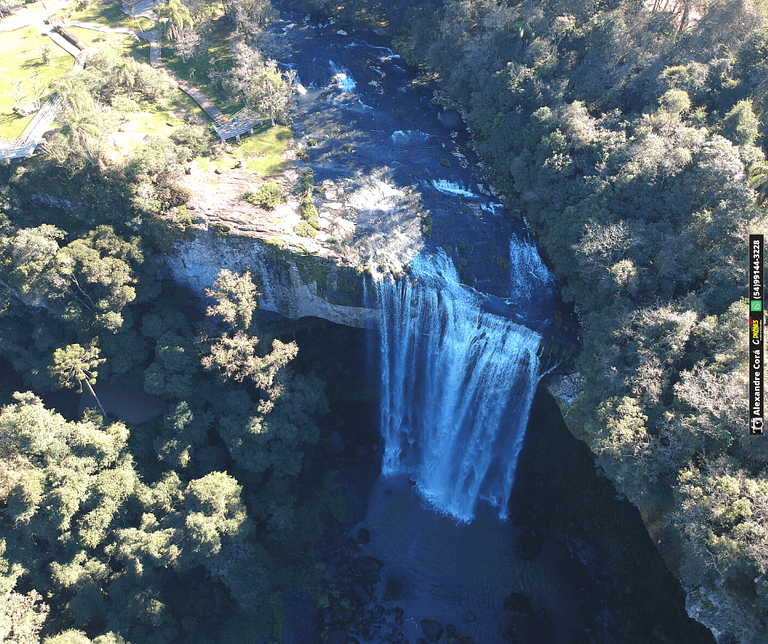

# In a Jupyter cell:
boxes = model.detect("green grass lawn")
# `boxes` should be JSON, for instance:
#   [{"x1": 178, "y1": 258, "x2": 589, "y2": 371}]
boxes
[
  {"x1": 66, "y1": 24, "x2": 154, "y2": 66},
  {"x1": 162, "y1": 14, "x2": 240, "y2": 119},
  {"x1": 67, "y1": 24, "x2": 139, "y2": 51},
  {"x1": 54, "y1": 0, "x2": 156, "y2": 31},
  {"x1": 0, "y1": 26, "x2": 73, "y2": 139},
  {"x1": 66, "y1": 26, "x2": 201, "y2": 113},
  {"x1": 197, "y1": 124, "x2": 292, "y2": 176},
  {"x1": 113, "y1": 107, "x2": 187, "y2": 145}
]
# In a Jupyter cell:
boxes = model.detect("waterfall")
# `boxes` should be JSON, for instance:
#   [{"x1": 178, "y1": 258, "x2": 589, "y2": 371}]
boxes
[
  {"x1": 376, "y1": 252, "x2": 542, "y2": 522},
  {"x1": 508, "y1": 235, "x2": 554, "y2": 305}
]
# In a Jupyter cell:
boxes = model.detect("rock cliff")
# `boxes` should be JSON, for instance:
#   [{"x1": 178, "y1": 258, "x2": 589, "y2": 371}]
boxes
[{"x1": 162, "y1": 227, "x2": 377, "y2": 328}]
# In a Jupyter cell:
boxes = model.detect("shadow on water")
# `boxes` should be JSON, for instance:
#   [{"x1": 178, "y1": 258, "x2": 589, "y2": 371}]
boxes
[
  {"x1": 344, "y1": 385, "x2": 717, "y2": 644},
  {"x1": 357, "y1": 473, "x2": 582, "y2": 643},
  {"x1": 288, "y1": 318, "x2": 714, "y2": 644}
]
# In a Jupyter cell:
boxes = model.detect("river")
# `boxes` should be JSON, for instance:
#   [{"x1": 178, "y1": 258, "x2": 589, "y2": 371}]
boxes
[{"x1": 272, "y1": 10, "x2": 715, "y2": 644}]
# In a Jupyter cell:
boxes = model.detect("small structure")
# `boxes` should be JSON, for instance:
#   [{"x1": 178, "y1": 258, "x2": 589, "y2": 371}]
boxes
[
  {"x1": 213, "y1": 107, "x2": 263, "y2": 142},
  {"x1": 53, "y1": 24, "x2": 86, "y2": 51},
  {"x1": 121, "y1": 0, "x2": 144, "y2": 14},
  {"x1": 0, "y1": 95, "x2": 65, "y2": 162}
]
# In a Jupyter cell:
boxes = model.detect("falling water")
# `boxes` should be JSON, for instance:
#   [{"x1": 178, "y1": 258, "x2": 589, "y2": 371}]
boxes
[
  {"x1": 509, "y1": 236, "x2": 555, "y2": 305},
  {"x1": 376, "y1": 251, "x2": 542, "y2": 522},
  {"x1": 329, "y1": 60, "x2": 357, "y2": 92}
]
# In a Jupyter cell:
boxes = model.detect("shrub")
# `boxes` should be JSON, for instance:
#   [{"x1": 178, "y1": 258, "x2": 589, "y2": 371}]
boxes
[
  {"x1": 294, "y1": 221, "x2": 317, "y2": 237},
  {"x1": 422, "y1": 213, "x2": 433, "y2": 237},
  {"x1": 298, "y1": 167, "x2": 315, "y2": 193},
  {"x1": 156, "y1": 179, "x2": 192, "y2": 208},
  {"x1": 245, "y1": 181, "x2": 282, "y2": 210},
  {"x1": 300, "y1": 193, "x2": 320, "y2": 230},
  {"x1": 170, "y1": 123, "x2": 212, "y2": 160}
]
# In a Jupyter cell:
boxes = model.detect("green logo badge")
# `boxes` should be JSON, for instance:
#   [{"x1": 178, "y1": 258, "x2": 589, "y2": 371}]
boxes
[{"x1": 753, "y1": 300, "x2": 763, "y2": 312}]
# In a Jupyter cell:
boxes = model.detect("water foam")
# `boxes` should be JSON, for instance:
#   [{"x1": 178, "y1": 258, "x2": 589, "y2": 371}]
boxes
[
  {"x1": 376, "y1": 251, "x2": 541, "y2": 522},
  {"x1": 329, "y1": 60, "x2": 356, "y2": 92},
  {"x1": 431, "y1": 179, "x2": 476, "y2": 197},
  {"x1": 508, "y1": 237, "x2": 555, "y2": 304}
]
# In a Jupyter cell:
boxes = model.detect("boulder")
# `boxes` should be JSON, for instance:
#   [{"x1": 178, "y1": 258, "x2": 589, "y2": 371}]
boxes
[
  {"x1": 353, "y1": 556, "x2": 384, "y2": 575},
  {"x1": 419, "y1": 619, "x2": 443, "y2": 642}
]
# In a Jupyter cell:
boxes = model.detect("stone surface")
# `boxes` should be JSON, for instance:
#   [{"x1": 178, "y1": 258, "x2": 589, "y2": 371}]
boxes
[
  {"x1": 327, "y1": 430, "x2": 346, "y2": 453},
  {"x1": 161, "y1": 230, "x2": 376, "y2": 328},
  {"x1": 419, "y1": 619, "x2": 443, "y2": 642}
]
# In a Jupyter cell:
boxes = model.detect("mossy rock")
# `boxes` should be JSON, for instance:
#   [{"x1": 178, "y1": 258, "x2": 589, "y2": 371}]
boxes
[{"x1": 422, "y1": 214, "x2": 433, "y2": 237}]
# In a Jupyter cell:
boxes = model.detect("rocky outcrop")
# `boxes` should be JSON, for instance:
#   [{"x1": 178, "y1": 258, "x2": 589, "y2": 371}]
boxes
[{"x1": 161, "y1": 229, "x2": 377, "y2": 328}]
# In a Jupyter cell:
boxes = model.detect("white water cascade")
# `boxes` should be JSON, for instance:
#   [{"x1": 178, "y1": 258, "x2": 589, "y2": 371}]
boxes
[{"x1": 376, "y1": 251, "x2": 542, "y2": 523}]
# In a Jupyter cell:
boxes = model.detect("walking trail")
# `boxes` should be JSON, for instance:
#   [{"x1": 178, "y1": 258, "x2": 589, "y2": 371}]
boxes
[{"x1": 0, "y1": 0, "x2": 262, "y2": 161}]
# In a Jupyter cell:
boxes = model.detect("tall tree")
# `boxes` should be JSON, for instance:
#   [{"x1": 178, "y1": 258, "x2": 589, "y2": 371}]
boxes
[
  {"x1": 221, "y1": 43, "x2": 294, "y2": 126},
  {"x1": 749, "y1": 163, "x2": 768, "y2": 206},
  {"x1": 50, "y1": 344, "x2": 107, "y2": 419},
  {"x1": 0, "y1": 590, "x2": 49, "y2": 644},
  {"x1": 156, "y1": 0, "x2": 194, "y2": 52},
  {"x1": 205, "y1": 269, "x2": 259, "y2": 332}
]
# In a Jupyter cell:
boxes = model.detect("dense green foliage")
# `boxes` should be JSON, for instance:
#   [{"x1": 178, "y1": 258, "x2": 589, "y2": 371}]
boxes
[
  {"x1": 304, "y1": 0, "x2": 768, "y2": 639},
  {"x1": 0, "y1": 20, "x2": 328, "y2": 642},
  {"x1": 5, "y1": 0, "x2": 768, "y2": 638},
  {"x1": 0, "y1": 222, "x2": 327, "y2": 643}
]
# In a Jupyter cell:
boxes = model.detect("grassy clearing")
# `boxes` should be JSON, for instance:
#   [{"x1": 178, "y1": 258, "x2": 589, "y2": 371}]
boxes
[
  {"x1": 66, "y1": 25, "x2": 153, "y2": 66},
  {"x1": 0, "y1": 26, "x2": 73, "y2": 139},
  {"x1": 54, "y1": 0, "x2": 156, "y2": 31},
  {"x1": 67, "y1": 24, "x2": 137, "y2": 50},
  {"x1": 65, "y1": 27, "x2": 206, "y2": 121},
  {"x1": 162, "y1": 14, "x2": 239, "y2": 118},
  {"x1": 108, "y1": 106, "x2": 189, "y2": 160},
  {"x1": 196, "y1": 124, "x2": 291, "y2": 176},
  {"x1": 118, "y1": 108, "x2": 182, "y2": 137}
]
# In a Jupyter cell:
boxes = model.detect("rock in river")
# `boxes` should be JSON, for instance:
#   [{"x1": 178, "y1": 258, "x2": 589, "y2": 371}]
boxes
[{"x1": 419, "y1": 619, "x2": 444, "y2": 642}]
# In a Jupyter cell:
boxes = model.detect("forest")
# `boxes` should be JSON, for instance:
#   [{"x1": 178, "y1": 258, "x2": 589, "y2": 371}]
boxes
[
  {"x1": 1, "y1": 0, "x2": 768, "y2": 641},
  {"x1": 0, "y1": 0, "x2": 342, "y2": 641}
]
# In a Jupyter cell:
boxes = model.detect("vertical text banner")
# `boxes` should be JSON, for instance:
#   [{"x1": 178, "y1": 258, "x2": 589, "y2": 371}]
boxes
[{"x1": 751, "y1": 234, "x2": 764, "y2": 435}]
